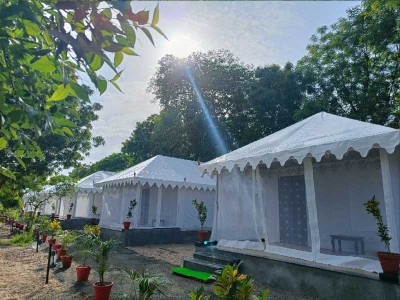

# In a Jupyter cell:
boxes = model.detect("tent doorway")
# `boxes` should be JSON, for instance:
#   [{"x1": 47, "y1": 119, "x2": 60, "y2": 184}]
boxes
[
  {"x1": 278, "y1": 175, "x2": 308, "y2": 247},
  {"x1": 140, "y1": 188, "x2": 150, "y2": 226}
]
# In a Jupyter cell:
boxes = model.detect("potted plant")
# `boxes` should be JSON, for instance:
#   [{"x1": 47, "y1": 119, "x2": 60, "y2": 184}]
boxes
[
  {"x1": 75, "y1": 226, "x2": 99, "y2": 282},
  {"x1": 365, "y1": 195, "x2": 400, "y2": 274},
  {"x1": 51, "y1": 202, "x2": 56, "y2": 218},
  {"x1": 123, "y1": 200, "x2": 137, "y2": 230},
  {"x1": 91, "y1": 204, "x2": 98, "y2": 225},
  {"x1": 92, "y1": 236, "x2": 119, "y2": 300},
  {"x1": 37, "y1": 216, "x2": 50, "y2": 242},
  {"x1": 192, "y1": 199, "x2": 208, "y2": 242},
  {"x1": 67, "y1": 203, "x2": 74, "y2": 220},
  {"x1": 48, "y1": 220, "x2": 61, "y2": 245},
  {"x1": 60, "y1": 231, "x2": 77, "y2": 268}
]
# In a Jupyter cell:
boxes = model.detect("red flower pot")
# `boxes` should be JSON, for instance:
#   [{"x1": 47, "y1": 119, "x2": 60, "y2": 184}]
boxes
[
  {"x1": 198, "y1": 230, "x2": 209, "y2": 242},
  {"x1": 48, "y1": 238, "x2": 56, "y2": 245},
  {"x1": 19, "y1": 224, "x2": 24, "y2": 230},
  {"x1": 377, "y1": 252, "x2": 400, "y2": 274},
  {"x1": 51, "y1": 213, "x2": 56, "y2": 218},
  {"x1": 67, "y1": 214, "x2": 72, "y2": 220},
  {"x1": 61, "y1": 255, "x2": 73, "y2": 268},
  {"x1": 123, "y1": 221, "x2": 131, "y2": 230},
  {"x1": 15, "y1": 223, "x2": 20, "y2": 228},
  {"x1": 76, "y1": 265, "x2": 92, "y2": 282},
  {"x1": 93, "y1": 282, "x2": 113, "y2": 300},
  {"x1": 41, "y1": 234, "x2": 47, "y2": 242},
  {"x1": 57, "y1": 249, "x2": 67, "y2": 259},
  {"x1": 54, "y1": 244, "x2": 61, "y2": 251}
]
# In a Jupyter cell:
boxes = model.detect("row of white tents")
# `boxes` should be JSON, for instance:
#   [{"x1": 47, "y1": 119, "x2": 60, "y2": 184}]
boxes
[
  {"x1": 24, "y1": 156, "x2": 216, "y2": 231},
  {"x1": 23, "y1": 112, "x2": 400, "y2": 273}
]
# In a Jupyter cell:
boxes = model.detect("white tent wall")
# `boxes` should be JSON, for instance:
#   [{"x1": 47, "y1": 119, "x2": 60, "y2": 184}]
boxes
[
  {"x1": 388, "y1": 147, "x2": 400, "y2": 251},
  {"x1": 93, "y1": 192, "x2": 103, "y2": 216},
  {"x1": 75, "y1": 193, "x2": 92, "y2": 218},
  {"x1": 177, "y1": 187, "x2": 215, "y2": 229},
  {"x1": 160, "y1": 186, "x2": 178, "y2": 227},
  {"x1": 313, "y1": 151, "x2": 387, "y2": 254},
  {"x1": 99, "y1": 187, "x2": 124, "y2": 229}
]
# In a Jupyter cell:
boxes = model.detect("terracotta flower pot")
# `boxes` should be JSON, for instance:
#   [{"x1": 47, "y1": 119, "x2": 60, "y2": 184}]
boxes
[
  {"x1": 51, "y1": 213, "x2": 56, "y2": 218},
  {"x1": 93, "y1": 281, "x2": 113, "y2": 300},
  {"x1": 53, "y1": 244, "x2": 61, "y2": 251},
  {"x1": 19, "y1": 224, "x2": 24, "y2": 230},
  {"x1": 377, "y1": 252, "x2": 400, "y2": 274},
  {"x1": 67, "y1": 214, "x2": 72, "y2": 220},
  {"x1": 57, "y1": 249, "x2": 67, "y2": 259},
  {"x1": 198, "y1": 230, "x2": 209, "y2": 242},
  {"x1": 48, "y1": 238, "x2": 56, "y2": 245},
  {"x1": 76, "y1": 265, "x2": 92, "y2": 282},
  {"x1": 123, "y1": 221, "x2": 131, "y2": 230},
  {"x1": 61, "y1": 255, "x2": 73, "y2": 268},
  {"x1": 41, "y1": 234, "x2": 48, "y2": 243}
]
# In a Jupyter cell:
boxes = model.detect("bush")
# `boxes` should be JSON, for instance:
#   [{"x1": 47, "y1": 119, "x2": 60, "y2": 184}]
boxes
[{"x1": 0, "y1": 231, "x2": 34, "y2": 247}]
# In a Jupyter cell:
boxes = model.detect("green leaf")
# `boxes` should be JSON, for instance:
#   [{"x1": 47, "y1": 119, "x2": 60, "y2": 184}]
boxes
[
  {"x1": 0, "y1": 138, "x2": 8, "y2": 150},
  {"x1": 62, "y1": 127, "x2": 74, "y2": 136},
  {"x1": 23, "y1": 20, "x2": 40, "y2": 36},
  {"x1": 7, "y1": 110, "x2": 23, "y2": 123},
  {"x1": 69, "y1": 82, "x2": 90, "y2": 102},
  {"x1": 48, "y1": 84, "x2": 69, "y2": 101},
  {"x1": 114, "y1": 52, "x2": 123, "y2": 67},
  {"x1": 140, "y1": 27, "x2": 154, "y2": 46},
  {"x1": 1, "y1": 168, "x2": 16, "y2": 180},
  {"x1": 122, "y1": 47, "x2": 139, "y2": 56},
  {"x1": 111, "y1": 70, "x2": 123, "y2": 82},
  {"x1": 121, "y1": 21, "x2": 136, "y2": 47},
  {"x1": 101, "y1": 8, "x2": 112, "y2": 19},
  {"x1": 151, "y1": 25, "x2": 168, "y2": 40},
  {"x1": 111, "y1": 80, "x2": 123, "y2": 93},
  {"x1": 31, "y1": 56, "x2": 56, "y2": 73},
  {"x1": 152, "y1": 4, "x2": 159, "y2": 26},
  {"x1": 98, "y1": 77, "x2": 107, "y2": 95},
  {"x1": 90, "y1": 54, "x2": 104, "y2": 71},
  {"x1": 54, "y1": 118, "x2": 77, "y2": 127},
  {"x1": 15, "y1": 156, "x2": 26, "y2": 169}
]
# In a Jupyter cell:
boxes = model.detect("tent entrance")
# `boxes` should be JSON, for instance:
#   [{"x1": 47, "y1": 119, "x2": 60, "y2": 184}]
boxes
[
  {"x1": 278, "y1": 175, "x2": 308, "y2": 247},
  {"x1": 140, "y1": 188, "x2": 150, "y2": 226}
]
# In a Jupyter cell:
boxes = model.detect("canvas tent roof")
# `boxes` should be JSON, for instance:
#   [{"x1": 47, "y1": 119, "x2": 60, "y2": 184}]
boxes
[
  {"x1": 200, "y1": 112, "x2": 400, "y2": 174},
  {"x1": 96, "y1": 155, "x2": 215, "y2": 190},
  {"x1": 77, "y1": 171, "x2": 115, "y2": 192}
]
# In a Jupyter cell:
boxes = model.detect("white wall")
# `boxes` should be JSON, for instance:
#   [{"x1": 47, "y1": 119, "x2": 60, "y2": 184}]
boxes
[
  {"x1": 388, "y1": 146, "x2": 400, "y2": 252},
  {"x1": 160, "y1": 187, "x2": 178, "y2": 227},
  {"x1": 99, "y1": 187, "x2": 123, "y2": 229},
  {"x1": 177, "y1": 187, "x2": 215, "y2": 230}
]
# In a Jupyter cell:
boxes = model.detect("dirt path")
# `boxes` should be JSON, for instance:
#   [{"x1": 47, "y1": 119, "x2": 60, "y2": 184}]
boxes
[{"x1": 0, "y1": 224, "x2": 314, "y2": 299}]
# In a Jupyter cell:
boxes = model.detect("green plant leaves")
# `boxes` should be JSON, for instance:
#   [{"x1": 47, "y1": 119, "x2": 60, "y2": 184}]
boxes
[
  {"x1": 114, "y1": 51, "x2": 123, "y2": 67},
  {"x1": 31, "y1": 56, "x2": 56, "y2": 73},
  {"x1": 69, "y1": 82, "x2": 90, "y2": 102},
  {"x1": 23, "y1": 19, "x2": 40, "y2": 36},
  {"x1": 0, "y1": 138, "x2": 8, "y2": 150},
  {"x1": 152, "y1": 4, "x2": 159, "y2": 26},
  {"x1": 48, "y1": 84, "x2": 69, "y2": 101},
  {"x1": 98, "y1": 77, "x2": 107, "y2": 95}
]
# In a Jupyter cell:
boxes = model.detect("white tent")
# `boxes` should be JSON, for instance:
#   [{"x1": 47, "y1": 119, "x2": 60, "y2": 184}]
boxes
[
  {"x1": 71, "y1": 171, "x2": 115, "y2": 218},
  {"x1": 23, "y1": 185, "x2": 57, "y2": 215},
  {"x1": 96, "y1": 155, "x2": 216, "y2": 231},
  {"x1": 200, "y1": 112, "x2": 400, "y2": 273}
]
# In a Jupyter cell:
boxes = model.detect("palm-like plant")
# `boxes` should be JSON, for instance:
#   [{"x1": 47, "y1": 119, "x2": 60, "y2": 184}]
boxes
[
  {"x1": 93, "y1": 236, "x2": 119, "y2": 285},
  {"x1": 123, "y1": 268, "x2": 166, "y2": 300}
]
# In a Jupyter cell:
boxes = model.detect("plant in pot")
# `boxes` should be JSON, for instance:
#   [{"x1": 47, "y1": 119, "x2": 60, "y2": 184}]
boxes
[
  {"x1": 92, "y1": 236, "x2": 119, "y2": 300},
  {"x1": 75, "y1": 227, "x2": 99, "y2": 282},
  {"x1": 123, "y1": 199, "x2": 137, "y2": 230},
  {"x1": 51, "y1": 202, "x2": 56, "y2": 218},
  {"x1": 365, "y1": 195, "x2": 400, "y2": 274},
  {"x1": 91, "y1": 204, "x2": 98, "y2": 225},
  {"x1": 37, "y1": 216, "x2": 50, "y2": 242},
  {"x1": 192, "y1": 199, "x2": 208, "y2": 242},
  {"x1": 67, "y1": 203, "x2": 74, "y2": 220},
  {"x1": 59, "y1": 230, "x2": 77, "y2": 268},
  {"x1": 48, "y1": 220, "x2": 61, "y2": 245}
]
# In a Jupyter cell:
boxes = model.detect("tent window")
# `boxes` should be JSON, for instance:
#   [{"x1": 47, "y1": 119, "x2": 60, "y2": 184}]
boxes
[
  {"x1": 278, "y1": 175, "x2": 308, "y2": 247},
  {"x1": 140, "y1": 188, "x2": 150, "y2": 226}
]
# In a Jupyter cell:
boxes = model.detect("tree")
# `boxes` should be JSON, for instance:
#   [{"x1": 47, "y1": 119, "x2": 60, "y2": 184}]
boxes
[
  {"x1": 296, "y1": 4, "x2": 400, "y2": 127},
  {"x1": 0, "y1": 1, "x2": 165, "y2": 185}
]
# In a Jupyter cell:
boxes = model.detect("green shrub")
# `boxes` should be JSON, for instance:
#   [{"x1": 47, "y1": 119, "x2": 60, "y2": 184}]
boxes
[{"x1": 0, "y1": 231, "x2": 34, "y2": 247}]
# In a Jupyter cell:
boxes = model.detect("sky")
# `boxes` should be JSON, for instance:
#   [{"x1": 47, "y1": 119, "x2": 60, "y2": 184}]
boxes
[{"x1": 86, "y1": 1, "x2": 360, "y2": 165}]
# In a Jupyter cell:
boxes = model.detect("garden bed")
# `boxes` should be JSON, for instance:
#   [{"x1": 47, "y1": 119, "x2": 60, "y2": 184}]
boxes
[{"x1": 0, "y1": 224, "x2": 314, "y2": 299}]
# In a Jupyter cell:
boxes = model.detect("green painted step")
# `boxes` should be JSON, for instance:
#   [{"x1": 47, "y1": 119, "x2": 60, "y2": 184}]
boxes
[{"x1": 172, "y1": 267, "x2": 215, "y2": 284}]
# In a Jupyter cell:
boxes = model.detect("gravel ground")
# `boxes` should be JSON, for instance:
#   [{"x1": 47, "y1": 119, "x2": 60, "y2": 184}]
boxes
[{"x1": 0, "y1": 224, "x2": 315, "y2": 299}]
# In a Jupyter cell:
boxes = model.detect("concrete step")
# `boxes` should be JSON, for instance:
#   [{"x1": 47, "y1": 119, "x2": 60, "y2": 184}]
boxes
[
  {"x1": 193, "y1": 251, "x2": 241, "y2": 266},
  {"x1": 183, "y1": 258, "x2": 225, "y2": 274}
]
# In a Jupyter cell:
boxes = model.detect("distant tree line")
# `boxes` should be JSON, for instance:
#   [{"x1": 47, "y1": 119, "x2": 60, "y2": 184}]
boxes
[{"x1": 71, "y1": 0, "x2": 399, "y2": 178}]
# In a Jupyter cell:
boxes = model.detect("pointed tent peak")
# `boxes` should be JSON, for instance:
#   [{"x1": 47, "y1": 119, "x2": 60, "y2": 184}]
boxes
[
  {"x1": 77, "y1": 170, "x2": 116, "y2": 191},
  {"x1": 96, "y1": 155, "x2": 216, "y2": 190},
  {"x1": 201, "y1": 112, "x2": 400, "y2": 174}
]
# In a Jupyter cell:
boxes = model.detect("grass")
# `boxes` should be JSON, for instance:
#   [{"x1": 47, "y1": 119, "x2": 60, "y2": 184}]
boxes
[
  {"x1": 0, "y1": 231, "x2": 34, "y2": 246},
  {"x1": 172, "y1": 267, "x2": 215, "y2": 283}
]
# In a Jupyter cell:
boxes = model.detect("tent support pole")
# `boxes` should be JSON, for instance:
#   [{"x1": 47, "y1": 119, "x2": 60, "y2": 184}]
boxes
[
  {"x1": 72, "y1": 192, "x2": 78, "y2": 218},
  {"x1": 134, "y1": 183, "x2": 142, "y2": 228},
  {"x1": 304, "y1": 157, "x2": 320, "y2": 259},
  {"x1": 380, "y1": 148, "x2": 399, "y2": 253},
  {"x1": 156, "y1": 186, "x2": 163, "y2": 227},
  {"x1": 119, "y1": 185, "x2": 127, "y2": 229}
]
